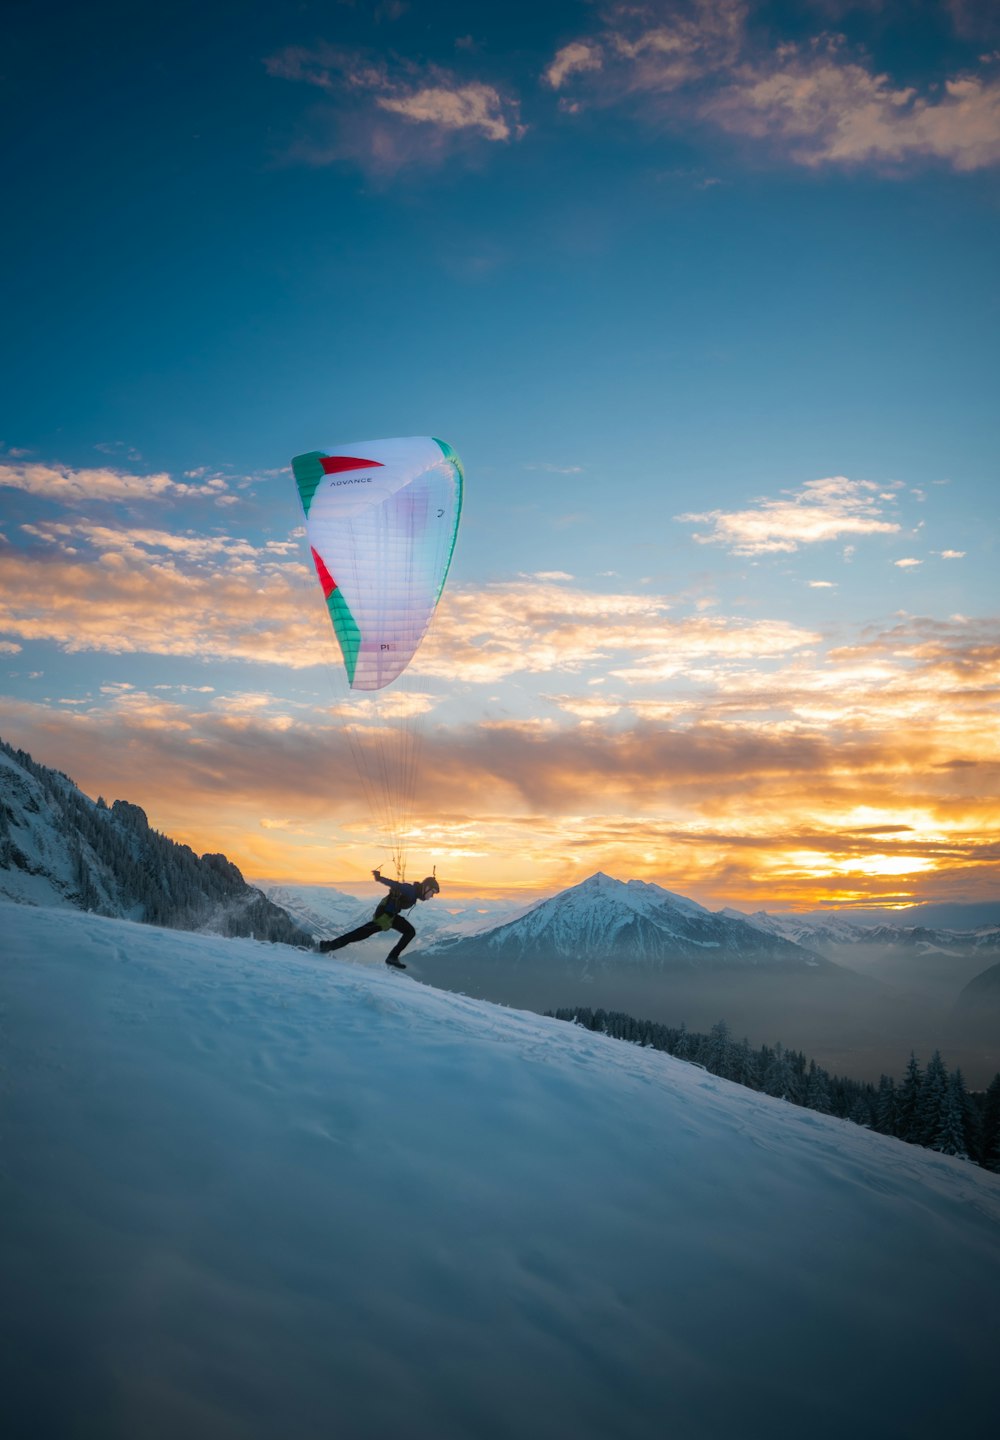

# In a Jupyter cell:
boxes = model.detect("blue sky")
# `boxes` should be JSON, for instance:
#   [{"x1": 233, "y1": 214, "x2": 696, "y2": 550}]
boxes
[{"x1": 1, "y1": 0, "x2": 998, "y2": 904}]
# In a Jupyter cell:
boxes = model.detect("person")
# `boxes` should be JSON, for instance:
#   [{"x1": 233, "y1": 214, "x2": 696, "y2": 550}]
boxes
[{"x1": 317, "y1": 869, "x2": 440, "y2": 969}]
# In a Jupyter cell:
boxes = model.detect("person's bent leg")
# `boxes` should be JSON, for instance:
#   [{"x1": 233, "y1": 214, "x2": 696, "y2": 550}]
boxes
[
  {"x1": 319, "y1": 921, "x2": 379, "y2": 953},
  {"x1": 385, "y1": 916, "x2": 416, "y2": 967}
]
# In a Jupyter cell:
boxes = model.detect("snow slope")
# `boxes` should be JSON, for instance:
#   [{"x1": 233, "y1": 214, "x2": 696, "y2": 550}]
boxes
[{"x1": 2, "y1": 901, "x2": 998, "y2": 1440}]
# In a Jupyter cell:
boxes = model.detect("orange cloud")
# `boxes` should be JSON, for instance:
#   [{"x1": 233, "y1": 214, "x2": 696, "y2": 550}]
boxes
[
  {"x1": 2, "y1": 629, "x2": 996, "y2": 910},
  {"x1": 0, "y1": 544, "x2": 318, "y2": 665}
]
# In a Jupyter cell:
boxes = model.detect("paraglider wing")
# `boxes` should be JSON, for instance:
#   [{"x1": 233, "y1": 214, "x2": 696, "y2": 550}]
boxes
[{"x1": 292, "y1": 437, "x2": 463, "y2": 691}]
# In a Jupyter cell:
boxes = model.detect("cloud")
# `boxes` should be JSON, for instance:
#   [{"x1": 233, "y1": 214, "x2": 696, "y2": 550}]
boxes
[
  {"x1": 327, "y1": 691, "x2": 439, "y2": 721},
  {"x1": 378, "y1": 82, "x2": 517, "y2": 141},
  {"x1": 266, "y1": 44, "x2": 523, "y2": 175},
  {"x1": 545, "y1": 0, "x2": 746, "y2": 100},
  {"x1": 0, "y1": 461, "x2": 229, "y2": 505},
  {"x1": 22, "y1": 518, "x2": 259, "y2": 563},
  {"x1": 940, "y1": 549, "x2": 967, "y2": 559},
  {"x1": 1, "y1": 504, "x2": 836, "y2": 713},
  {"x1": 677, "y1": 477, "x2": 901, "y2": 555},
  {"x1": 707, "y1": 51, "x2": 1000, "y2": 172},
  {"x1": 894, "y1": 557, "x2": 922, "y2": 568},
  {"x1": 1, "y1": 518, "x2": 995, "y2": 903},
  {"x1": 544, "y1": 41, "x2": 604, "y2": 91},
  {"x1": 5, "y1": 512, "x2": 989, "y2": 792},
  {"x1": 606, "y1": 617, "x2": 820, "y2": 683},
  {"x1": 544, "y1": 1, "x2": 1000, "y2": 173},
  {"x1": 3, "y1": 644, "x2": 996, "y2": 905},
  {"x1": 419, "y1": 580, "x2": 819, "y2": 684},
  {"x1": 7, "y1": 528, "x2": 814, "y2": 683},
  {"x1": 0, "y1": 531, "x2": 318, "y2": 666}
]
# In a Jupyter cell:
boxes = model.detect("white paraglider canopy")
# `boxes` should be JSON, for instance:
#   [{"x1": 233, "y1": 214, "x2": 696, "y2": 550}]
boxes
[{"x1": 292, "y1": 436, "x2": 464, "y2": 878}]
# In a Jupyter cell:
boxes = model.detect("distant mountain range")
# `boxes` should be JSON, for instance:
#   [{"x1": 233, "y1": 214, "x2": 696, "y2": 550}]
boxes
[
  {"x1": 395, "y1": 874, "x2": 999, "y2": 1084},
  {"x1": 723, "y1": 905, "x2": 1000, "y2": 960},
  {"x1": 420, "y1": 871, "x2": 827, "y2": 969},
  {"x1": 0, "y1": 738, "x2": 310, "y2": 945},
  {"x1": 406, "y1": 873, "x2": 892, "y2": 1069},
  {"x1": 718, "y1": 906, "x2": 1000, "y2": 1004}
]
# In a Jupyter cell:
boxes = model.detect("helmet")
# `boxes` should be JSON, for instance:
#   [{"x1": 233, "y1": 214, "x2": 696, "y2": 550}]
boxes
[{"x1": 421, "y1": 876, "x2": 440, "y2": 896}]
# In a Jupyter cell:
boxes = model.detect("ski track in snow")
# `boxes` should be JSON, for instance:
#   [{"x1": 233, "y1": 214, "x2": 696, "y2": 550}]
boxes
[{"x1": 1, "y1": 901, "x2": 998, "y2": 1440}]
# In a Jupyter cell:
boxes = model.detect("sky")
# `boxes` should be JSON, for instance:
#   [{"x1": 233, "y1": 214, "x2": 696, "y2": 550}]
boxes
[{"x1": 1, "y1": 0, "x2": 998, "y2": 907}]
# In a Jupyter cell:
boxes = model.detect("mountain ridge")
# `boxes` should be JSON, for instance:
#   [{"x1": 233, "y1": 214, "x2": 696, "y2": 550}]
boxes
[
  {"x1": 420, "y1": 870, "x2": 828, "y2": 969},
  {"x1": 0, "y1": 736, "x2": 310, "y2": 945}
]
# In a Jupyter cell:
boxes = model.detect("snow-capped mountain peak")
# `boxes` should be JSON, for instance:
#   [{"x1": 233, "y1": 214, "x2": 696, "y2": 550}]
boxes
[{"x1": 422, "y1": 870, "x2": 820, "y2": 968}]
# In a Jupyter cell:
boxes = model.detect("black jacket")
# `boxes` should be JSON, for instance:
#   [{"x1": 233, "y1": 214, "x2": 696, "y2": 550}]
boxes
[{"x1": 373, "y1": 875, "x2": 421, "y2": 918}]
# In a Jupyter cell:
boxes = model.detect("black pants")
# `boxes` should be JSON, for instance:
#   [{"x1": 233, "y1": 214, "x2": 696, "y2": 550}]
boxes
[{"x1": 321, "y1": 914, "x2": 415, "y2": 959}]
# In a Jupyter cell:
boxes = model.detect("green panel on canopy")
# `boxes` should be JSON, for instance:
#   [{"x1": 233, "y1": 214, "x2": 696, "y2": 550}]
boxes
[
  {"x1": 327, "y1": 587, "x2": 361, "y2": 686},
  {"x1": 292, "y1": 452, "x2": 327, "y2": 518},
  {"x1": 432, "y1": 438, "x2": 464, "y2": 603}
]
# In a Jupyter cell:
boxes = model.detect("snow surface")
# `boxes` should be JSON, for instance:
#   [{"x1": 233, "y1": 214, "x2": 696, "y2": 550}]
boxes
[{"x1": 2, "y1": 901, "x2": 998, "y2": 1440}]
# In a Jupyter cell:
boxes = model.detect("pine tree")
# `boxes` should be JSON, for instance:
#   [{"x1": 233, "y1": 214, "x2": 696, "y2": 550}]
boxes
[
  {"x1": 849, "y1": 1092, "x2": 874, "y2": 1129},
  {"x1": 733, "y1": 1039, "x2": 761, "y2": 1091},
  {"x1": 704, "y1": 1020, "x2": 736, "y2": 1080},
  {"x1": 951, "y1": 1069, "x2": 980, "y2": 1163},
  {"x1": 874, "y1": 1075, "x2": 898, "y2": 1137},
  {"x1": 918, "y1": 1051, "x2": 950, "y2": 1148},
  {"x1": 805, "y1": 1060, "x2": 833, "y2": 1114},
  {"x1": 931, "y1": 1074, "x2": 970, "y2": 1159},
  {"x1": 763, "y1": 1043, "x2": 800, "y2": 1103},
  {"x1": 896, "y1": 1053, "x2": 923, "y2": 1143}
]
